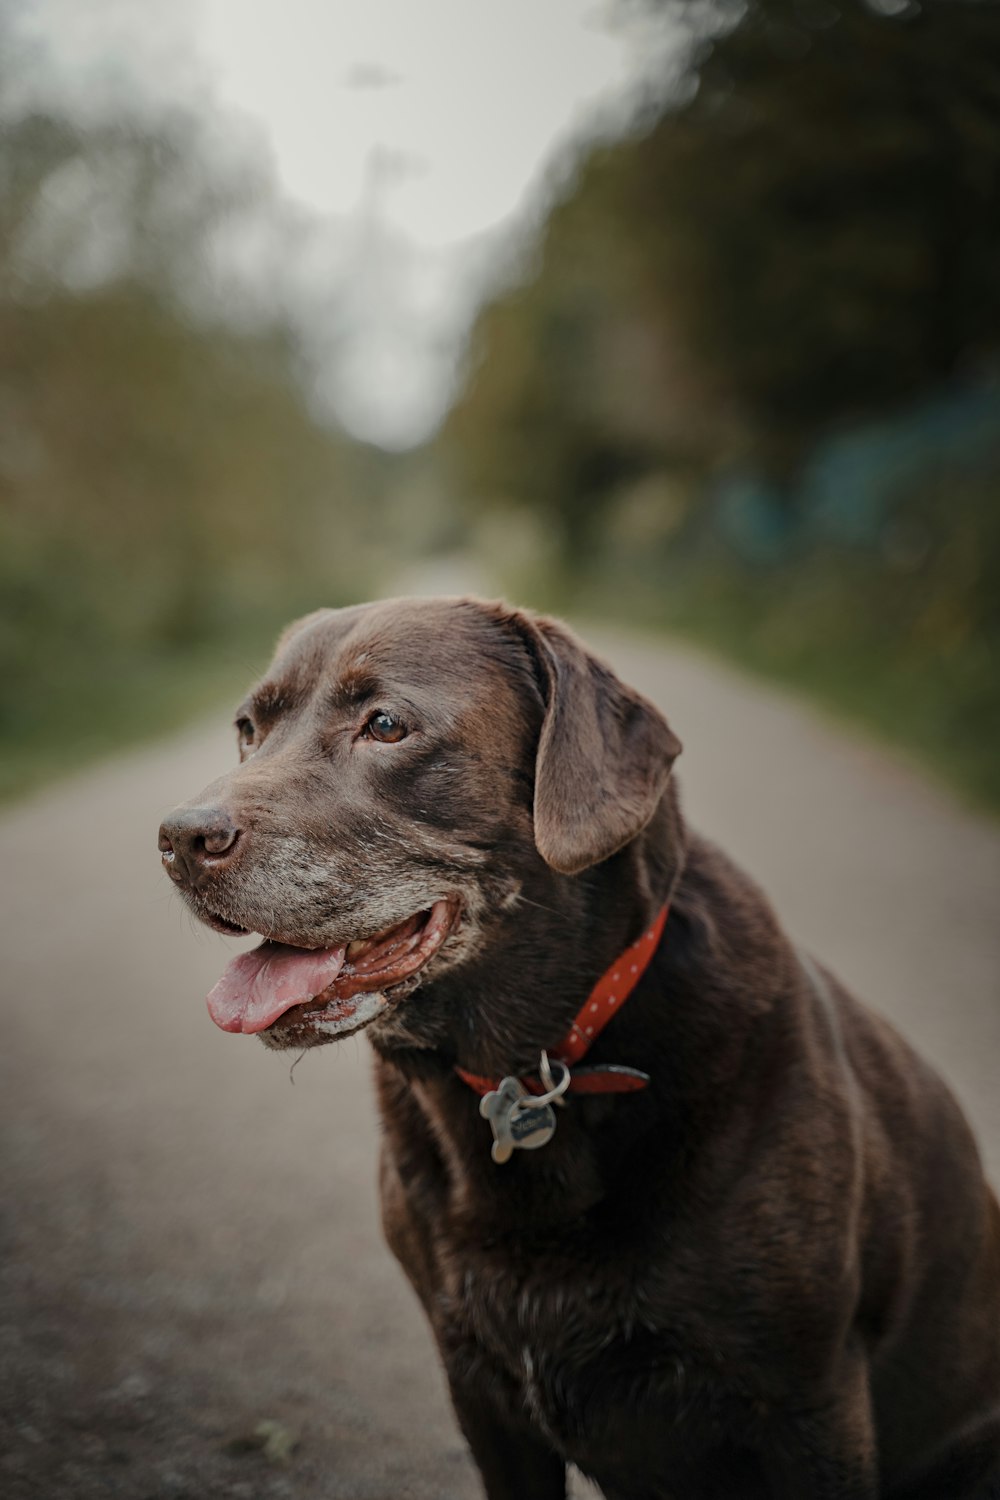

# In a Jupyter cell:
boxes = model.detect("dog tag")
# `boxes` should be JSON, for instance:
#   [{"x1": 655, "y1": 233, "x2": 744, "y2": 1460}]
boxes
[
  {"x1": 479, "y1": 1076, "x2": 524, "y2": 1164},
  {"x1": 508, "y1": 1098, "x2": 557, "y2": 1152},
  {"x1": 480, "y1": 1077, "x2": 558, "y2": 1164}
]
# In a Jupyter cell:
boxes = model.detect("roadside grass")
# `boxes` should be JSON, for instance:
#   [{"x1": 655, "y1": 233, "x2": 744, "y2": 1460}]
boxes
[
  {"x1": 0, "y1": 632, "x2": 279, "y2": 806},
  {"x1": 4, "y1": 536, "x2": 997, "y2": 822},
  {"x1": 568, "y1": 557, "x2": 1000, "y2": 819}
]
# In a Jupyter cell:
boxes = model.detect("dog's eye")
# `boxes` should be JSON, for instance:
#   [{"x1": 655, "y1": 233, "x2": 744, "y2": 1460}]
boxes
[
  {"x1": 363, "y1": 710, "x2": 408, "y2": 744},
  {"x1": 236, "y1": 718, "x2": 257, "y2": 757}
]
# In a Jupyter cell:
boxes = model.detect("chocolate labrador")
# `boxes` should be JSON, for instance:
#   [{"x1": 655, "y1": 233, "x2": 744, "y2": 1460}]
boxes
[{"x1": 159, "y1": 596, "x2": 1000, "y2": 1499}]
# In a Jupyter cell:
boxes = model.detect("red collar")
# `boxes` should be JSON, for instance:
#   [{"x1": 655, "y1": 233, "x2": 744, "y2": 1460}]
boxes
[{"x1": 455, "y1": 902, "x2": 669, "y2": 1098}]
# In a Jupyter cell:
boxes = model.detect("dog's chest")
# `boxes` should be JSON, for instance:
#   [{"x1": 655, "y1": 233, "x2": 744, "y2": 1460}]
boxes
[
  {"x1": 380, "y1": 1100, "x2": 773, "y2": 1487},
  {"x1": 438, "y1": 1240, "x2": 741, "y2": 1467}
]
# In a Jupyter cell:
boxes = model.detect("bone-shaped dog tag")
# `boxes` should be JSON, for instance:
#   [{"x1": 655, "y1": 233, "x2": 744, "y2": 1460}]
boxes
[
  {"x1": 480, "y1": 1076, "x2": 524, "y2": 1164},
  {"x1": 480, "y1": 1077, "x2": 558, "y2": 1164}
]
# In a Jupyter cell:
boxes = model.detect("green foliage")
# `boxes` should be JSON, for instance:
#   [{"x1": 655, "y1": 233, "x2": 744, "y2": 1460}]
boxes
[
  {"x1": 0, "y1": 68, "x2": 364, "y2": 799},
  {"x1": 444, "y1": 0, "x2": 1000, "y2": 504},
  {"x1": 622, "y1": 0, "x2": 1000, "y2": 464},
  {"x1": 438, "y1": 0, "x2": 1000, "y2": 810},
  {"x1": 572, "y1": 467, "x2": 1000, "y2": 808}
]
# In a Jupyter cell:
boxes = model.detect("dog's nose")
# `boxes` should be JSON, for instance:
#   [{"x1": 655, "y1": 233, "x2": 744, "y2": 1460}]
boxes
[{"x1": 159, "y1": 807, "x2": 241, "y2": 886}]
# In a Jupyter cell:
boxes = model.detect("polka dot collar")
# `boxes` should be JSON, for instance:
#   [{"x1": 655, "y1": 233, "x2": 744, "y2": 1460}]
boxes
[{"x1": 455, "y1": 903, "x2": 669, "y2": 1099}]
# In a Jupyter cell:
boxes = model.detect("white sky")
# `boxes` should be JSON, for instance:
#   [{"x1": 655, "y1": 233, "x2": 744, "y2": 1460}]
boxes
[
  {"x1": 12, "y1": 0, "x2": 659, "y2": 445},
  {"x1": 199, "y1": 0, "x2": 643, "y2": 247}
]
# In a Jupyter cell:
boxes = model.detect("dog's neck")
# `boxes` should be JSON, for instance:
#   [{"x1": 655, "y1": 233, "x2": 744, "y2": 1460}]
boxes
[
  {"x1": 371, "y1": 783, "x2": 788, "y2": 1230},
  {"x1": 372, "y1": 782, "x2": 688, "y2": 1083}
]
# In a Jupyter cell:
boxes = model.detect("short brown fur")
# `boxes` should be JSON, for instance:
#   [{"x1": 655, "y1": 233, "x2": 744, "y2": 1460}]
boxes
[{"x1": 161, "y1": 597, "x2": 1000, "y2": 1499}]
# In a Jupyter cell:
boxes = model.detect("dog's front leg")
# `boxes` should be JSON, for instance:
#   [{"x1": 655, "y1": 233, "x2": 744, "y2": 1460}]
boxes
[
  {"x1": 447, "y1": 1381, "x2": 566, "y2": 1500},
  {"x1": 760, "y1": 1357, "x2": 879, "y2": 1499}
]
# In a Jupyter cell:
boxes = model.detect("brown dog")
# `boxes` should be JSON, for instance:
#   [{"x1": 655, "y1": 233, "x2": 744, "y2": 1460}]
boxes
[{"x1": 159, "y1": 597, "x2": 1000, "y2": 1499}]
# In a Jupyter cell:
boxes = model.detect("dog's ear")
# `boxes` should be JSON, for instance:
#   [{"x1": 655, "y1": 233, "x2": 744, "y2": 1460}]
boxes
[{"x1": 520, "y1": 614, "x2": 682, "y2": 875}]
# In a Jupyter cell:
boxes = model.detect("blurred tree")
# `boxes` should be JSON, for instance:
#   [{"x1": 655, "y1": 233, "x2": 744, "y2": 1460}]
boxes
[
  {"x1": 442, "y1": 0, "x2": 1000, "y2": 545},
  {"x1": 624, "y1": 0, "x2": 1000, "y2": 467},
  {"x1": 437, "y1": 0, "x2": 1000, "y2": 806},
  {"x1": 0, "y1": 12, "x2": 361, "y2": 793}
]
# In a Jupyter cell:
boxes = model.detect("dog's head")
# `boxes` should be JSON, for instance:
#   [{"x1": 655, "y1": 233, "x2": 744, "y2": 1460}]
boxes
[{"x1": 159, "y1": 597, "x2": 681, "y2": 1056}]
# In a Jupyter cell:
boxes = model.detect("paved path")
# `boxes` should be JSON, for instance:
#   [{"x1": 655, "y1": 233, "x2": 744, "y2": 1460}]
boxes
[{"x1": 2, "y1": 626, "x2": 999, "y2": 1499}]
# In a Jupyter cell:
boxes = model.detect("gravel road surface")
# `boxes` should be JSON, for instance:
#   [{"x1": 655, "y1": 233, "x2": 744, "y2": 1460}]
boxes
[{"x1": 2, "y1": 626, "x2": 999, "y2": 1499}]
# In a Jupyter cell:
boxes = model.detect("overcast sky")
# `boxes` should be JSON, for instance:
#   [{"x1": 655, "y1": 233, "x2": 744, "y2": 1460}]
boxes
[{"x1": 11, "y1": 0, "x2": 663, "y2": 445}]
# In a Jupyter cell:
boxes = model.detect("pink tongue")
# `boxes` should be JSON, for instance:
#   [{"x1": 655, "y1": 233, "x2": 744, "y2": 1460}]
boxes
[{"x1": 206, "y1": 941, "x2": 347, "y2": 1034}]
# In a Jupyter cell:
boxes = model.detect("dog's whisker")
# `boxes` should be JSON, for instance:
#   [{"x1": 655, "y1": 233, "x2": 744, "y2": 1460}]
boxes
[{"x1": 512, "y1": 893, "x2": 565, "y2": 920}]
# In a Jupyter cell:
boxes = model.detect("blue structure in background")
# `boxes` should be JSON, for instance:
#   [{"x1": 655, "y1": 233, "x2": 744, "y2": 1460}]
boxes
[{"x1": 713, "y1": 377, "x2": 1000, "y2": 562}]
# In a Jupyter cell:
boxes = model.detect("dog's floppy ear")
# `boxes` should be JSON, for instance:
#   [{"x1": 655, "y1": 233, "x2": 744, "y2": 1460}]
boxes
[{"x1": 520, "y1": 614, "x2": 682, "y2": 875}]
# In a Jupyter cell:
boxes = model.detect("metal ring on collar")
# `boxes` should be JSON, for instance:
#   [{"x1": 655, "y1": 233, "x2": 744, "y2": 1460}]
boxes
[{"x1": 536, "y1": 1050, "x2": 571, "y2": 1107}]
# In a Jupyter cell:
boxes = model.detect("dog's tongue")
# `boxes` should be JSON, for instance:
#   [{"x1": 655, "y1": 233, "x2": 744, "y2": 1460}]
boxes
[{"x1": 206, "y1": 941, "x2": 347, "y2": 1034}]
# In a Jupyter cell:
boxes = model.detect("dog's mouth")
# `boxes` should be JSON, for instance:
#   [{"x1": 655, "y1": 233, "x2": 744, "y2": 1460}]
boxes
[{"x1": 204, "y1": 898, "x2": 460, "y2": 1039}]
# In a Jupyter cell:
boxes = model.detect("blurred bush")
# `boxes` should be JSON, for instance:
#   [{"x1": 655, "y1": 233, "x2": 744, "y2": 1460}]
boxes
[
  {"x1": 436, "y1": 0, "x2": 1000, "y2": 808},
  {"x1": 0, "y1": 28, "x2": 369, "y2": 798}
]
